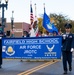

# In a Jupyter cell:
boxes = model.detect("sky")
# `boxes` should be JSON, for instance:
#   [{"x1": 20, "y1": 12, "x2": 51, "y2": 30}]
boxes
[{"x1": 0, "y1": 0, "x2": 74, "y2": 24}]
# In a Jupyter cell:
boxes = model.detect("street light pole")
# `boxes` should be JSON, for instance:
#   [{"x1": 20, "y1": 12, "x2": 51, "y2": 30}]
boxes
[
  {"x1": 0, "y1": 0, "x2": 8, "y2": 33},
  {"x1": 11, "y1": 11, "x2": 14, "y2": 37},
  {"x1": 11, "y1": 11, "x2": 14, "y2": 30}
]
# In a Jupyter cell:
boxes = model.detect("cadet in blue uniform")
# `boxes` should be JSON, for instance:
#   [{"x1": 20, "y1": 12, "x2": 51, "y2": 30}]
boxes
[
  {"x1": 22, "y1": 31, "x2": 29, "y2": 37},
  {"x1": 62, "y1": 23, "x2": 74, "y2": 74},
  {"x1": 53, "y1": 31, "x2": 58, "y2": 36},
  {"x1": 0, "y1": 24, "x2": 3, "y2": 68},
  {"x1": 0, "y1": 36, "x2": 2, "y2": 68}
]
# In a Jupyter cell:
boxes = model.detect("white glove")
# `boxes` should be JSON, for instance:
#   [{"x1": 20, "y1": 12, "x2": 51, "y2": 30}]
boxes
[
  {"x1": 71, "y1": 48, "x2": 74, "y2": 52},
  {"x1": 0, "y1": 37, "x2": 2, "y2": 39},
  {"x1": 63, "y1": 34, "x2": 66, "y2": 39}
]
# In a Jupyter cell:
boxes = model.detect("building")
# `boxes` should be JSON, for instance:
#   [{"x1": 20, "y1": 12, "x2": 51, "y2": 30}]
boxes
[{"x1": 4, "y1": 22, "x2": 30, "y2": 37}]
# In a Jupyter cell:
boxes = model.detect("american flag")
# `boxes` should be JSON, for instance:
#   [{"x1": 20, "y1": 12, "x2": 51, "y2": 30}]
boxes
[
  {"x1": 29, "y1": 3, "x2": 39, "y2": 37},
  {"x1": 30, "y1": 3, "x2": 34, "y2": 25},
  {"x1": 29, "y1": 2, "x2": 35, "y2": 37}
]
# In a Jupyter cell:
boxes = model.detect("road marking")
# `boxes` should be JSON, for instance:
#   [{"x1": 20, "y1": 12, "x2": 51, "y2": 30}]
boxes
[
  {"x1": 18, "y1": 60, "x2": 58, "y2": 75},
  {"x1": 18, "y1": 62, "x2": 51, "y2": 75}
]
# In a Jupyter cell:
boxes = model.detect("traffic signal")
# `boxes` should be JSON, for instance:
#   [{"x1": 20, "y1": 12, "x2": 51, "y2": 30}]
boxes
[
  {"x1": 6, "y1": 31, "x2": 10, "y2": 36},
  {"x1": 0, "y1": 23, "x2": 2, "y2": 26}
]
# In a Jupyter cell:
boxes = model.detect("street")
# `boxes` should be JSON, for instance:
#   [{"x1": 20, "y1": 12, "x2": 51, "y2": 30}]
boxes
[{"x1": 0, "y1": 54, "x2": 74, "y2": 75}]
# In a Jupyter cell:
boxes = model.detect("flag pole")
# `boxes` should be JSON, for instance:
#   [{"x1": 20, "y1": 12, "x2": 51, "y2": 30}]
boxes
[
  {"x1": 30, "y1": 0, "x2": 32, "y2": 25},
  {"x1": 43, "y1": 3, "x2": 45, "y2": 33},
  {"x1": 34, "y1": 3, "x2": 39, "y2": 37},
  {"x1": 34, "y1": 3, "x2": 37, "y2": 20},
  {"x1": 43, "y1": 3, "x2": 45, "y2": 12},
  {"x1": 43, "y1": 3, "x2": 45, "y2": 7}
]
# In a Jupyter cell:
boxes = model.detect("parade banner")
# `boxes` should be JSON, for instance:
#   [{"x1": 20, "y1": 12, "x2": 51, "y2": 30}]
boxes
[{"x1": 2, "y1": 36, "x2": 62, "y2": 59}]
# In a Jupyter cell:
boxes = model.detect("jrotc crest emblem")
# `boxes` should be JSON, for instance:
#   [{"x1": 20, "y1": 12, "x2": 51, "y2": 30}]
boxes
[
  {"x1": 6, "y1": 46, "x2": 15, "y2": 56},
  {"x1": 46, "y1": 45, "x2": 55, "y2": 52},
  {"x1": 45, "y1": 45, "x2": 56, "y2": 56}
]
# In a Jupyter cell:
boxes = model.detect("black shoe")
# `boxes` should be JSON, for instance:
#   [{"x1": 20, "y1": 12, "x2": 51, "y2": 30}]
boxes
[
  {"x1": 69, "y1": 67, "x2": 72, "y2": 71},
  {"x1": 63, "y1": 71, "x2": 67, "y2": 74},
  {"x1": 20, "y1": 60, "x2": 23, "y2": 62},
  {"x1": 0, "y1": 65, "x2": 2, "y2": 69}
]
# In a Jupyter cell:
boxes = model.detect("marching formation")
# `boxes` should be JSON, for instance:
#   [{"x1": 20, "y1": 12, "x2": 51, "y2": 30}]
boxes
[{"x1": 0, "y1": 1, "x2": 74, "y2": 75}]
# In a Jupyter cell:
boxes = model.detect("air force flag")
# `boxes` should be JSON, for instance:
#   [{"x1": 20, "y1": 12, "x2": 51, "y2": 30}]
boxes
[{"x1": 43, "y1": 7, "x2": 58, "y2": 33}]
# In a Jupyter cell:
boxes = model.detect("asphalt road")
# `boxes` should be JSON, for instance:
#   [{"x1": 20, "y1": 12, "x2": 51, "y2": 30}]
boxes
[{"x1": 0, "y1": 54, "x2": 74, "y2": 75}]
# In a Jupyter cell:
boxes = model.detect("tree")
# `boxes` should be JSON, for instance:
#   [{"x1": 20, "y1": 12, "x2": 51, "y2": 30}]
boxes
[
  {"x1": 38, "y1": 18, "x2": 43, "y2": 32},
  {"x1": 49, "y1": 13, "x2": 69, "y2": 32},
  {"x1": 38, "y1": 13, "x2": 74, "y2": 33},
  {"x1": 69, "y1": 20, "x2": 74, "y2": 33}
]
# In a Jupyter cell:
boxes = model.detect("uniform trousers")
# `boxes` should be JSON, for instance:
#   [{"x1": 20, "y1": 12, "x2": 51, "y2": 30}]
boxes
[
  {"x1": 62, "y1": 51, "x2": 72, "y2": 71},
  {"x1": 0, "y1": 39, "x2": 2, "y2": 66},
  {"x1": 0, "y1": 49, "x2": 2, "y2": 65}
]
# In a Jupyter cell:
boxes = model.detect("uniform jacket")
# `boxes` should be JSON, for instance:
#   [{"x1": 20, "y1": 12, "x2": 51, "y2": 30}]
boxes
[
  {"x1": 0, "y1": 37, "x2": 2, "y2": 49},
  {"x1": 62, "y1": 33, "x2": 74, "y2": 51}
]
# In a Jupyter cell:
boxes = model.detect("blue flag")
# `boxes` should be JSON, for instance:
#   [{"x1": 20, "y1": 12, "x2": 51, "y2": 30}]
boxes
[
  {"x1": 52, "y1": 23, "x2": 58, "y2": 33},
  {"x1": 43, "y1": 8, "x2": 58, "y2": 33}
]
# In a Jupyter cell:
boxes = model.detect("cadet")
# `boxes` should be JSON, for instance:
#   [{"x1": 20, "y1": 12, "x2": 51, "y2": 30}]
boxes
[
  {"x1": 62, "y1": 23, "x2": 74, "y2": 74},
  {"x1": 53, "y1": 31, "x2": 58, "y2": 36},
  {"x1": 0, "y1": 24, "x2": 3, "y2": 68},
  {"x1": 20, "y1": 31, "x2": 29, "y2": 62}
]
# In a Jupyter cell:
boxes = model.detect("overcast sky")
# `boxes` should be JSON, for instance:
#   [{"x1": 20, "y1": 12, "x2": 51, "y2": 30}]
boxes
[{"x1": 0, "y1": 0, "x2": 74, "y2": 24}]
